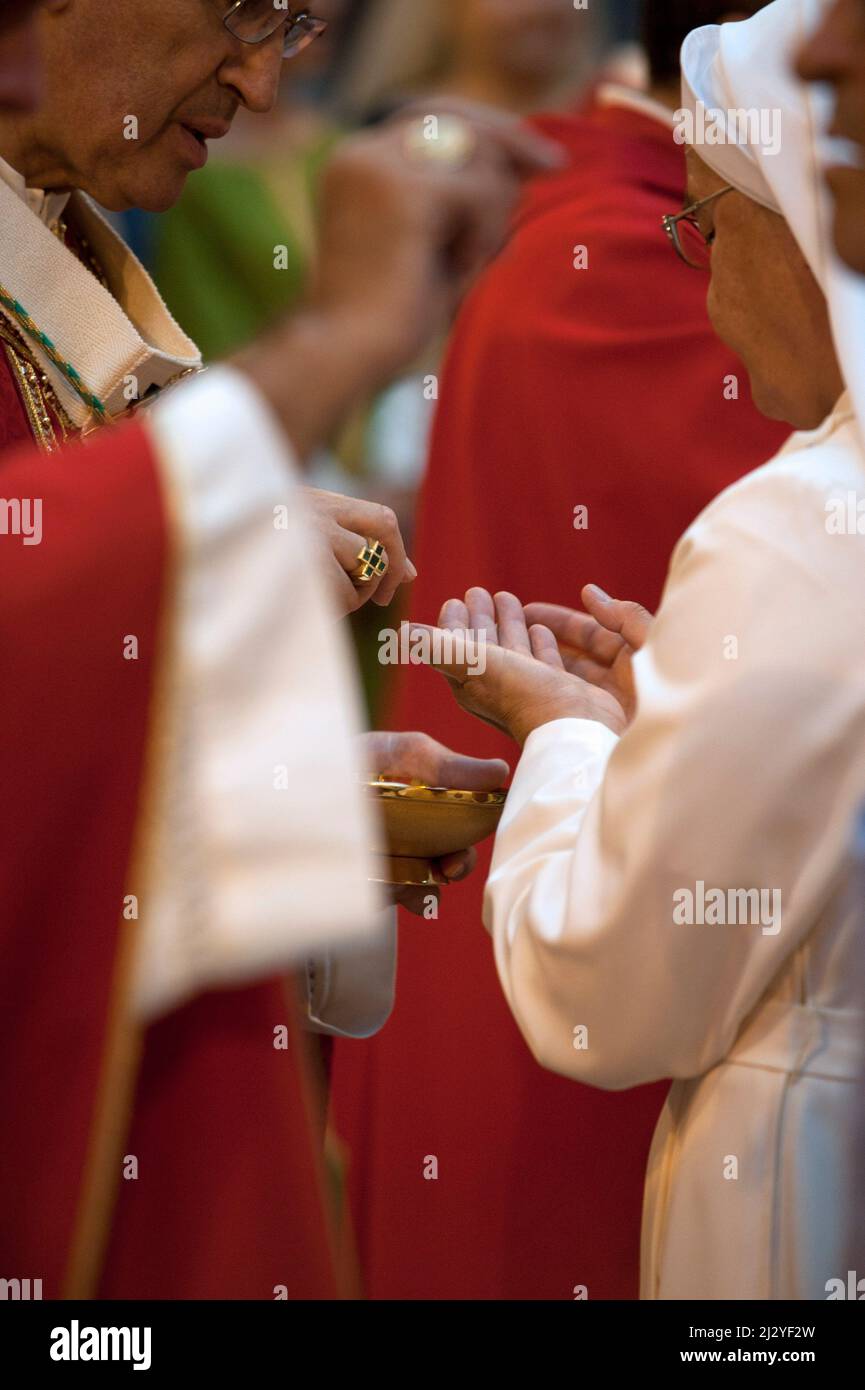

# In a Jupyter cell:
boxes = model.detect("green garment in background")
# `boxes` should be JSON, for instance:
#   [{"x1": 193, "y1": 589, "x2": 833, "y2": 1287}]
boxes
[
  {"x1": 152, "y1": 124, "x2": 399, "y2": 719},
  {"x1": 154, "y1": 128, "x2": 339, "y2": 361}
]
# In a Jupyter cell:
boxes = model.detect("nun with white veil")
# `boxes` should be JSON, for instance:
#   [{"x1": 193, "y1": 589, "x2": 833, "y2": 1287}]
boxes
[{"x1": 418, "y1": 0, "x2": 865, "y2": 1299}]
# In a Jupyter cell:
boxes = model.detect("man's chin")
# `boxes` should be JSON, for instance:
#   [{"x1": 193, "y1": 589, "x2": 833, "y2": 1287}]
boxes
[
  {"x1": 97, "y1": 168, "x2": 191, "y2": 215},
  {"x1": 751, "y1": 374, "x2": 830, "y2": 432},
  {"x1": 138, "y1": 176, "x2": 191, "y2": 215}
]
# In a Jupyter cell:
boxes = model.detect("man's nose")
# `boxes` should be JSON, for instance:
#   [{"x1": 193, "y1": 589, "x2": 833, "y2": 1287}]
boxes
[
  {"x1": 0, "y1": 20, "x2": 43, "y2": 114},
  {"x1": 219, "y1": 33, "x2": 285, "y2": 114}
]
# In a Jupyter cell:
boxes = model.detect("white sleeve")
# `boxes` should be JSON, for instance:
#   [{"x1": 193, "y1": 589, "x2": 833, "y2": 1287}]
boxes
[
  {"x1": 305, "y1": 909, "x2": 398, "y2": 1038},
  {"x1": 131, "y1": 366, "x2": 386, "y2": 1022},
  {"x1": 485, "y1": 442, "x2": 865, "y2": 1090}
]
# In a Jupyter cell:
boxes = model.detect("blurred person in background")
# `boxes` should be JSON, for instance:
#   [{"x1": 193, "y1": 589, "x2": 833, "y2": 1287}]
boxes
[
  {"x1": 335, "y1": 0, "x2": 600, "y2": 119},
  {"x1": 796, "y1": 0, "x2": 865, "y2": 277},
  {"x1": 330, "y1": 0, "x2": 788, "y2": 1302}
]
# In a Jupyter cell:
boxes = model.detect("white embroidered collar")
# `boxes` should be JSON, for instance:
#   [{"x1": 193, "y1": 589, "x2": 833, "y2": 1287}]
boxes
[
  {"x1": 0, "y1": 155, "x2": 71, "y2": 231},
  {"x1": 0, "y1": 156, "x2": 201, "y2": 429}
]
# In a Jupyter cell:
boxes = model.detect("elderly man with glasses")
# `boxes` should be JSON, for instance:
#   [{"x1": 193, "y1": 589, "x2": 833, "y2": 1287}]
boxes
[{"x1": 0, "y1": 0, "x2": 554, "y2": 1298}]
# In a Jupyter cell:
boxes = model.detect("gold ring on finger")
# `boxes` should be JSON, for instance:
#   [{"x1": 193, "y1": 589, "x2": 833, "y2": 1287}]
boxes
[{"x1": 351, "y1": 537, "x2": 389, "y2": 585}]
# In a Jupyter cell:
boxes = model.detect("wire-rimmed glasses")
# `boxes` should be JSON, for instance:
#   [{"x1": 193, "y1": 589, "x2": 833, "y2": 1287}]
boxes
[
  {"x1": 223, "y1": 1, "x2": 327, "y2": 59},
  {"x1": 662, "y1": 186, "x2": 735, "y2": 269}
]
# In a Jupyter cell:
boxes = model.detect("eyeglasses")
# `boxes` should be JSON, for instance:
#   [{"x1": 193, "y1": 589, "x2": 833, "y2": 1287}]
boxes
[
  {"x1": 662, "y1": 186, "x2": 735, "y2": 270},
  {"x1": 223, "y1": 2, "x2": 327, "y2": 59}
]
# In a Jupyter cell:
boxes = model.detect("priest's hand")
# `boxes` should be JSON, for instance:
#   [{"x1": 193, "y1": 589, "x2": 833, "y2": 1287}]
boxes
[
  {"x1": 523, "y1": 586, "x2": 654, "y2": 727},
  {"x1": 302, "y1": 488, "x2": 416, "y2": 615},
  {"x1": 309, "y1": 108, "x2": 564, "y2": 379},
  {"x1": 412, "y1": 589, "x2": 629, "y2": 746},
  {"x1": 234, "y1": 112, "x2": 564, "y2": 460},
  {"x1": 359, "y1": 729, "x2": 510, "y2": 917}
]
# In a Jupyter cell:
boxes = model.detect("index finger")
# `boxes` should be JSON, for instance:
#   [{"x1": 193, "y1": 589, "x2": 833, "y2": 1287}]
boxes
[
  {"x1": 406, "y1": 622, "x2": 479, "y2": 684},
  {"x1": 367, "y1": 504, "x2": 410, "y2": 607},
  {"x1": 439, "y1": 597, "x2": 470, "y2": 630}
]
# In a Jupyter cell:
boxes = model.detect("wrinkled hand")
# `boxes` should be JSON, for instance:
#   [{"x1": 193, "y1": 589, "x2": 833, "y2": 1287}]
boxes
[
  {"x1": 524, "y1": 585, "x2": 654, "y2": 727},
  {"x1": 359, "y1": 729, "x2": 509, "y2": 916},
  {"x1": 410, "y1": 588, "x2": 629, "y2": 747},
  {"x1": 302, "y1": 487, "x2": 416, "y2": 615}
]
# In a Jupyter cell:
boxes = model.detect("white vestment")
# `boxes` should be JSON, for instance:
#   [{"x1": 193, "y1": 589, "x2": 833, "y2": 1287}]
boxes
[
  {"x1": 486, "y1": 0, "x2": 865, "y2": 1300},
  {"x1": 487, "y1": 398, "x2": 865, "y2": 1298},
  {"x1": 0, "y1": 160, "x2": 396, "y2": 1037}
]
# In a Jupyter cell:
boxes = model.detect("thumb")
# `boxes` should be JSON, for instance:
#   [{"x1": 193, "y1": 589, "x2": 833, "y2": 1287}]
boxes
[
  {"x1": 430, "y1": 749, "x2": 511, "y2": 791},
  {"x1": 582, "y1": 585, "x2": 653, "y2": 651}
]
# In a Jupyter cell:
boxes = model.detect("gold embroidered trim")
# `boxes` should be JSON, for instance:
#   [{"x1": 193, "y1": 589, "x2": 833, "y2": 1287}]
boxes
[
  {"x1": 3, "y1": 341, "x2": 57, "y2": 454},
  {"x1": 1, "y1": 221, "x2": 201, "y2": 452},
  {"x1": 0, "y1": 213, "x2": 112, "y2": 448},
  {"x1": 0, "y1": 314, "x2": 74, "y2": 453}
]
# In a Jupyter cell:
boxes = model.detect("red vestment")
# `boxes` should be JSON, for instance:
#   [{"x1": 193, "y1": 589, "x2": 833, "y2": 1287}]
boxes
[
  {"x1": 0, "y1": 353, "x2": 350, "y2": 1298},
  {"x1": 331, "y1": 101, "x2": 790, "y2": 1300}
]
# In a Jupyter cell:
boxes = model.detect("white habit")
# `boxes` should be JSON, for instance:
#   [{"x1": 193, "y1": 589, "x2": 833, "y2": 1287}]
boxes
[{"x1": 485, "y1": 0, "x2": 865, "y2": 1300}]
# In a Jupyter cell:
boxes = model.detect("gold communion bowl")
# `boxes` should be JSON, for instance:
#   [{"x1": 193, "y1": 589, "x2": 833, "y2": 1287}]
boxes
[{"x1": 366, "y1": 781, "x2": 508, "y2": 886}]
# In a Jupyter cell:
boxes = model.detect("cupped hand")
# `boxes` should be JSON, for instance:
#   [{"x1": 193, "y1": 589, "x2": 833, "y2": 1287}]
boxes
[
  {"x1": 524, "y1": 585, "x2": 654, "y2": 727},
  {"x1": 409, "y1": 588, "x2": 628, "y2": 746}
]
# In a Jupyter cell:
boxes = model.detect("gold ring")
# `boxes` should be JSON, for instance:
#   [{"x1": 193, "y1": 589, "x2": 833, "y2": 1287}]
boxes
[
  {"x1": 352, "y1": 538, "x2": 389, "y2": 585},
  {"x1": 403, "y1": 114, "x2": 478, "y2": 171}
]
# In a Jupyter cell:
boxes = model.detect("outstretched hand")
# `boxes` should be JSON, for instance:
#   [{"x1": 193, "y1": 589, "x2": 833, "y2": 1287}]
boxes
[{"x1": 409, "y1": 588, "x2": 630, "y2": 747}]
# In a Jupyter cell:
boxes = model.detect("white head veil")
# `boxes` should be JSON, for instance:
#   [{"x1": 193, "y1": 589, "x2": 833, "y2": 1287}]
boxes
[{"x1": 679, "y1": 0, "x2": 865, "y2": 450}]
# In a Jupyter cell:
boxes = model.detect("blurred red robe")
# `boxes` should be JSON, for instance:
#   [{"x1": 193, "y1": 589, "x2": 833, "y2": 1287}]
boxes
[
  {"x1": 0, "y1": 363, "x2": 351, "y2": 1299},
  {"x1": 331, "y1": 97, "x2": 790, "y2": 1300}
]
